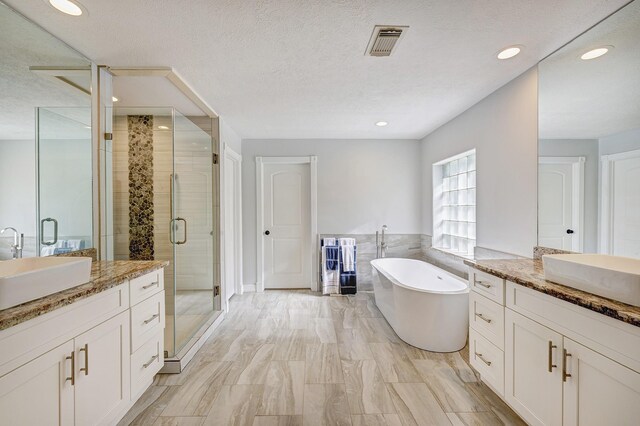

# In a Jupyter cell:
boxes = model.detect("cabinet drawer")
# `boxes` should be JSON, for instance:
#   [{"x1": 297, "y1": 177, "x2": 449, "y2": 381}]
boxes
[
  {"x1": 469, "y1": 328, "x2": 504, "y2": 397},
  {"x1": 130, "y1": 269, "x2": 163, "y2": 306},
  {"x1": 469, "y1": 268, "x2": 505, "y2": 305},
  {"x1": 469, "y1": 291, "x2": 504, "y2": 350},
  {"x1": 130, "y1": 291, "x2": 165, "y2": 353},
  {"x1": 131, "y1": 331, "x2": 163, "y2": 398}
]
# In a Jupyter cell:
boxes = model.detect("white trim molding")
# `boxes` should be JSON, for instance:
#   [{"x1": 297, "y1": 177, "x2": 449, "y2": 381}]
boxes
[
  {"x1": 255, "y1": 156, "x2": 318, "y2": 292},
  {"x1": 599, "y1": 149, "x2": 640, "y2": 254},
  {"x1": 539, "y1": 156, "x2": 586, "y2": 252},
  {"x1": 222, "y1": 143, "x2": 243, "y2": 303}
]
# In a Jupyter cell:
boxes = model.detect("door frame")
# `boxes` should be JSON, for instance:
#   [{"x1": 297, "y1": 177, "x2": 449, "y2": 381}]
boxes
[
  {"x1": 538, "y1": 156, "x2": 585, "y2": 252},
  {"x1": 222, "y1": 143, "x2": 243, "y2": 305},
  {"x1": 599, "y1": 148, "x2": 640, "y2": 254},
  {"x1": 256, "y1": 156, "x2": 318, "y2": 292}
]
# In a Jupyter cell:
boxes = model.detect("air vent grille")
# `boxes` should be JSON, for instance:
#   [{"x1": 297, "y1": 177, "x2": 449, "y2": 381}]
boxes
[{"x1": 366, "y1": 26, "x2": 408, "y2": 57}]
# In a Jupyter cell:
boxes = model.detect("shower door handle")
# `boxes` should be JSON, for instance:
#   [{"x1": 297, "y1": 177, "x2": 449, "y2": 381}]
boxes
[
  {"x1": 169, "y1": 218, "x2": 187, "y2": 245},
  {"x1": 41, "y1": 217, "x2": 58, "y2": 246}
]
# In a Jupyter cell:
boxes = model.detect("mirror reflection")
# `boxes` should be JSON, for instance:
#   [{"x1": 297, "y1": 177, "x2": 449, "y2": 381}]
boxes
[
  {"x1": 538, "y1": 1, "x2": 640, "y2": 258},
  {"x1": 0, "y1": 2, "x2": 93, "y2": 259}
]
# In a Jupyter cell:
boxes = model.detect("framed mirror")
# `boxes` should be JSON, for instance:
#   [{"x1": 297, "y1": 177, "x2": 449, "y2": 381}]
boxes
[
  {"x1": 0, "y1": 2, "x2": 94, "y2": 259},
  {"x1": 538, "y1": 1, "x2": 640, "y2": 258}
]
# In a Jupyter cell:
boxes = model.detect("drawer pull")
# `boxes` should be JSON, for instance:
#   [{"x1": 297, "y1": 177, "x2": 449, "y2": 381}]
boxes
[
  {"x1": 79, "y1": 343, "x2": 89, "y2": 376},
  {"x1": 562, "y1": 349, "x2": 572, "y2": 382},
  {"x1": 475, "y1": 312, "x2": 492, "y2": 323},
  {"x1": 65, "y1": 351, "x2": 75, "y2": 385},
  {"x1": 143, "y1": 313, "x2": 160, "y2": 324},
  {"x1": 475, "y1": 352, "x2": 492, "y2": 366},
  {"x1": 142, "y1": 281, "x2": 159, "y2": 290},
  {"x1": 143, "y1": 354, "x2": 159, "y2": 368},
  {"x1": 475, "y1": 280, "x2": 492, "y2": 289},
  {"x1": 548, "y1": 341, "x2": 557, "y2": 372}
]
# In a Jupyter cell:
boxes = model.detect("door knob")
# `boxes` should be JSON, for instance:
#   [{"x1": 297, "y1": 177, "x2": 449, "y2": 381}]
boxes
[
  {"x1": 566, "y1": 229, "x2": 574, "y2": 234},
  {"x1": 264, "y1": 230, "x2": 270, "y2": 236}
]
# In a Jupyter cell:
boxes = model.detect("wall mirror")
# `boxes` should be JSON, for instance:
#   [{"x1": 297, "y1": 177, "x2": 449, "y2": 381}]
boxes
[
  {"x1": 0, "y1": 1, "x2": 95, "y2": 260},
  {"x1": 538, "y1": 1, "x2": 640, "y2": 258}
]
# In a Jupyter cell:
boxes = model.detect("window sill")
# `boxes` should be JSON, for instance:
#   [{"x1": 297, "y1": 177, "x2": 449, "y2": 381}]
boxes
[{"x1": 430, "y1": 246, "x2": 475, "y2": 261}]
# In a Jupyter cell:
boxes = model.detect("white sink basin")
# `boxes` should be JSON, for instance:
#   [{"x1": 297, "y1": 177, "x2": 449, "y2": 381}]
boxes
[
  {"x1": 0, "y1": 257, "x2": 92, "y2": 310},
  {"x1": 543, "y1": 254, "x2": 640, "y2": 307}
]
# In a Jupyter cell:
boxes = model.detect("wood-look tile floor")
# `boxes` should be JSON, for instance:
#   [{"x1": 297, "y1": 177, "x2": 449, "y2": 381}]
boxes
[{"x1": 120, "y1": 290, "x2": 525, "y2": 426}]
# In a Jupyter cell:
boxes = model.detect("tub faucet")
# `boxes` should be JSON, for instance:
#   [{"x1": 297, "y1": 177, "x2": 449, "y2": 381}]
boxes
[
  {"x1": 376, "y1": 225, "x2": 388, "y2": 258},
  {"x1": 1, "y1": 227, "x2": 24, "y2": 259}
]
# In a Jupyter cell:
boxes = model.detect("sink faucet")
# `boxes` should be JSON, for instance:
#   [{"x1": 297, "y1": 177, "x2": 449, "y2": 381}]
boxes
[
  {"x1": 376, "y1": 225, "x2": 388, "y2": 258},
  {"x1": 1, "y1": 227, "x2": 24, "y2": 259}
]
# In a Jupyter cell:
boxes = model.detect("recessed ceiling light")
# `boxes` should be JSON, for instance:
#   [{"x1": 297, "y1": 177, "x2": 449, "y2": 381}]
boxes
[
  {"x1": 497, "y1": 46, "x2": 522, "y2": 60},
  {"x1": 112, "y1": 96, "x2": 118, "y2": 102},
  {"x1": 158, "y1": 126, "x2": 169, "y2": 130},
  {"x1": 581, "y1": 46, "x2": 612, "y2": 60},
  {"x1": 375, "y1": 121, "x2": 388, "y2": 127},
  {"x1": 48, "y1": 0, "x2": 83, "y2": 16}
]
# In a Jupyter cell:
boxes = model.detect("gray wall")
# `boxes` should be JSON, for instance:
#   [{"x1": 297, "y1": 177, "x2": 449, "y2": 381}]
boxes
[
  {"x1": 241, "y1": 139, "x2": 422, "y2": 287},
  {"x1": 538, "y1": 139, "x2": 599, "y2": 253},
  {"x1": 599, "y1": 128, "x2": 640, "y2": 155}
]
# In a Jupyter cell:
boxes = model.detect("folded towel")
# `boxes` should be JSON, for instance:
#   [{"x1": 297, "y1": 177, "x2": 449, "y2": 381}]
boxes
[
  {"x1": 341, "y1": 244, "x2": 355, "y2": 272},
  {"x1": 321, "y1": 246, "x2": 340, "y2": 295},
  {"x1": 325, "y1": 246, "x2": 339, "y2": 270},
  {"x1": 322, "y1": 237, "x2": 337, "y2": 246}
]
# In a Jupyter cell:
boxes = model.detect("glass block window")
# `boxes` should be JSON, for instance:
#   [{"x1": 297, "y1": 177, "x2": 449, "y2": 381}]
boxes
[{"x1": 434, "y1": 150, "x2": 476, "y2": 256}]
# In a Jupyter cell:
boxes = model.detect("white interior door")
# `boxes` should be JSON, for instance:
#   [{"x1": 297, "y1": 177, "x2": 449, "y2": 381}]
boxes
[
  {"x1": 539, "y1": 158, "x2": 583, "y2": 251},
  {"x1": 224, "y1": 155, "x2": 236, "y2": 301},
  {"x1": 612, "y1": 153, "x2": 640, "y2": 257},
  {"x1": 262, "y1": 162, "x2": 311, "y2": 289}
]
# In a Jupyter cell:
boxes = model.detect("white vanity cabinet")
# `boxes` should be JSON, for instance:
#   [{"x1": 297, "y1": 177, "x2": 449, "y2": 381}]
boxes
[
  {"x1": 469, "y1": 267, "x2": 640, "y2": 425},
  {"x1": 0, "y1": 267, "x2": 165, "y2": 426}
]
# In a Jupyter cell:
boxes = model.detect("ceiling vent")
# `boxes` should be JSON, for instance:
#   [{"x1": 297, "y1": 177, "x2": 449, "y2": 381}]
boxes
[{"x1": 365, "y1": 25, "x2": 409, "y2": 57}]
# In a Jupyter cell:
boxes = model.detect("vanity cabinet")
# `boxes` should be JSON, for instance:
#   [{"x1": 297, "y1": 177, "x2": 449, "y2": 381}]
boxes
[
  {"x1": 0, "y1": 267, "x2": 165, "y2": 426},
  {"x1": 469, "y1": 267, "x2": 640, "y2": 425}
]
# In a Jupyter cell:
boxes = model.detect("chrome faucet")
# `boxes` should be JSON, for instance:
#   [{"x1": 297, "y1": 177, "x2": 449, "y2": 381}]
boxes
[
  {"x1": 376, "y1": 225, "x2": 388, "y2": 258},
  {"x1": 1, "y1": 227, "x2": 24, "y2": 259}
]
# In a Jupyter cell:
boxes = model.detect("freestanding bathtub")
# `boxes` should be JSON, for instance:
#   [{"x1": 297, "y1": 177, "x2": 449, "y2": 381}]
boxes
[{"x1": 370, "y1": 258, "x2": 469, "y2": 352}]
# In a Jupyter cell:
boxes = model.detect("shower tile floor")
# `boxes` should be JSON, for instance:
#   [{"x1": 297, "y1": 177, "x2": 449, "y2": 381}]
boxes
[{"x1": 119, "y1": 290, "x2": 524, "y2": 426}]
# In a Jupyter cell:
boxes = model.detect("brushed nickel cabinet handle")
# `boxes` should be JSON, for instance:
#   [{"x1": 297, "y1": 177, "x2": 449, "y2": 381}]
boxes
[
  {"x1": 79, "y1": 344, "x2": 89, "y2": 376},
  {"x1": 474, "y1": 352, "x2": 492, "y2": 366},
  {"x1": 548, "y1": 341, "x2": 557, "y2": 372},
  {"x1": 563, "y1": 349, "x2": 572, "y2": 382},
  {"x1": 142, "y1": 281, "x2": 158, "y2": 290},
  {"x1": 475, "y1": 280, "x2": 492, "y2": 289},
  {"x1": 475, "y1": 312, "x2": 492, "y2": 323},
  {"x1": 143, "y1": 354, "x2": 159, "y2": 368},
  {"x1": 65, "y1": 351, "x2": 75, "y2": 385},
  {"x1": 144, "y1": 313, "x2": 160, "y2": 324}
]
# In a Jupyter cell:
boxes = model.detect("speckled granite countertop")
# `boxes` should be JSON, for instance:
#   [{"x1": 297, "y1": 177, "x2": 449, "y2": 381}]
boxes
[
  {"x1": 464, "y1": 258, "x2": 640, "y2": 328},
  {"x1": 0, "y1": 260, "x2": 168, "y2": 331}
]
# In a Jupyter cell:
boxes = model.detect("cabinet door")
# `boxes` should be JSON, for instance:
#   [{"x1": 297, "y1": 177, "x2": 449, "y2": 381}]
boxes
[
  {"x1": 0, "y1": 340, "x2": 74, "y2": 426},
  {"x1": 563, "y1": 338, "x2": 640, "y2": 426},
  {"x1": 505, "y1": 309, "x2": 563, "y2": 426},
  {"x1": 74, "y1": 311, "x2": 130, "y2": 426}
]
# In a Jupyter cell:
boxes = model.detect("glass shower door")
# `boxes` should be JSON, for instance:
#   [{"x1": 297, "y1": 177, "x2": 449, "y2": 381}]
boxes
[
  {"x1": 37, "y1": 107, "x2": 93, "y2": 256},
  {"x1": 170, "y1": 111, "x2": 215, "y2": 354}
]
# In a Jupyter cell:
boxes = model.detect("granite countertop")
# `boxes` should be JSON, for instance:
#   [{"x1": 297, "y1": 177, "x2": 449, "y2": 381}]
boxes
[
  {"x1": 464, "y1": 258, "x2": 640, "y2": 328},
  {"x1": 0, "y1": 260, "x2": 168, "y2": 331}
]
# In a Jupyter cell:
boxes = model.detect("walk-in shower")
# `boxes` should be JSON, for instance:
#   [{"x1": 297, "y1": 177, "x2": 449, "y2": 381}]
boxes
[{"x1": 109, "y1": 107, "x2": 220, "y2": 366}]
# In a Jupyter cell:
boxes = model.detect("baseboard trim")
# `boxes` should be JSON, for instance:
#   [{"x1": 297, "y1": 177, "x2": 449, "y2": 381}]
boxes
[{"x1": 243, "y1": 284, "x2": 257, "y2": 292}]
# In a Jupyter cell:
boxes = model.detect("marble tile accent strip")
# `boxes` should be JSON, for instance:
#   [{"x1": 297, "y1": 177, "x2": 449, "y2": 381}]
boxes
[
  {"x1": 533, "y1": 246, "x2": 575, "y2": 260},
  {"x1": 0, "y1": 260, "x2": 168, "y2": 330},
  {"x1": 128, "y1": 115, "x2": 155, "y2": 260},
  {"x1": 52, "y1": 248, "x2": 98, "y2": 262},
  {"x1": 464, "y1": 258, "x2": 640, "y2": 327}
]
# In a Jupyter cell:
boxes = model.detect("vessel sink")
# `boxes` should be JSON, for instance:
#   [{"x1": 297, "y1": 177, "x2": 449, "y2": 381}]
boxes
[
  {"x1": 0, "y1": 257, "x2": 92, "y2": 310},
  {"x1": 543, "y1": 254, "x2": 640, "y2": 307}
]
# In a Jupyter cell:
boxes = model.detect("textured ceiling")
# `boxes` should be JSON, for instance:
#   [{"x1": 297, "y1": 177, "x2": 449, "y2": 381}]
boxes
[
  {"x1": 539, "y1": 0, "x2": 640, "y2": 140},
  {"x1": 113, "y1": 76, "x2": 205, "y2": 116},
  {"x1": 4, "y1": 0, "x2": 632, "y2": 140}
]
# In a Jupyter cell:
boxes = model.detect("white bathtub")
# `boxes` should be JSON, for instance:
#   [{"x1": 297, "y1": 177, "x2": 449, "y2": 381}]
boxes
[{"x1": 371, "y1": 258, "x2": 469, "y2": 352}]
